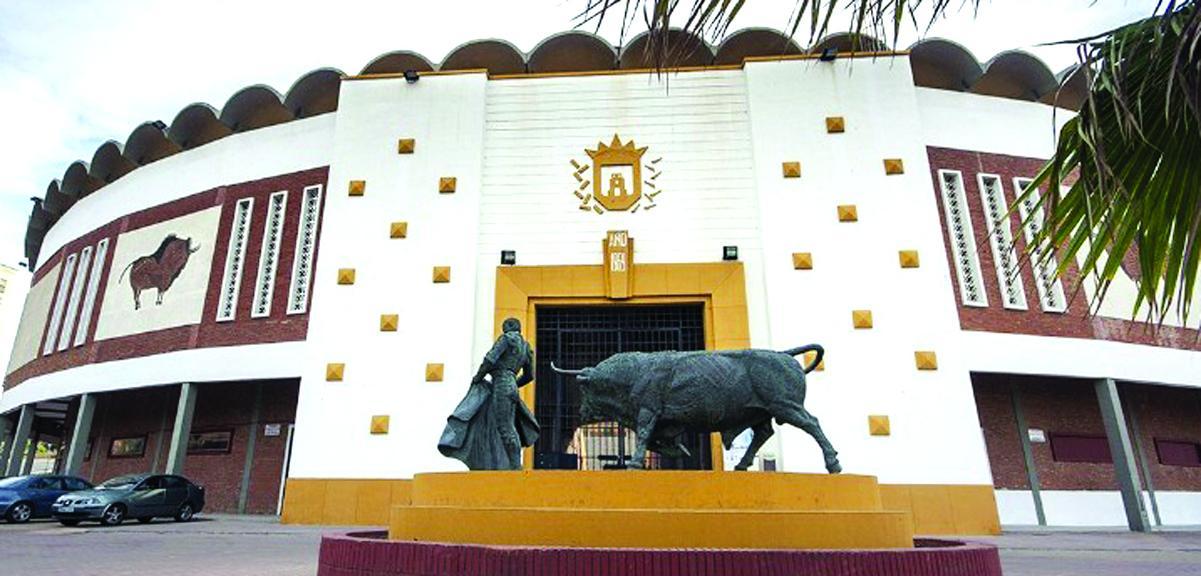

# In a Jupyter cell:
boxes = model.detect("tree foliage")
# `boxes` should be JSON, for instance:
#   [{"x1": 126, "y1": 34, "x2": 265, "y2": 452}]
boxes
[{"x1": 1025, "y1": 1, "x2": 1201, "y2": 324}]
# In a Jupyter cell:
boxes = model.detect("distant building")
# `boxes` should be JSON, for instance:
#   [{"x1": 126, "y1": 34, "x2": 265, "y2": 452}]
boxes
[
  {"x1": 1, "y1": 30, "x2": 1196, "y2": 532},
  {"x1": 0, "y1": 263, "x2": 30, "y2": 388}
]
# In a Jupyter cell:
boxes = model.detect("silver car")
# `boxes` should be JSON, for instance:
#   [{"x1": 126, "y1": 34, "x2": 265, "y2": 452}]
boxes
[{"x1": 52, "y1": 473, "x2": 206, "y2": 526}]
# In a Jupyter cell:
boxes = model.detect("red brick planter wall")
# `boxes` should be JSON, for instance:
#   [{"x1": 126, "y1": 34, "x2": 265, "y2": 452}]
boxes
[{"x1": 317, "y1": 532, "x2": 1003, "y2": 576}]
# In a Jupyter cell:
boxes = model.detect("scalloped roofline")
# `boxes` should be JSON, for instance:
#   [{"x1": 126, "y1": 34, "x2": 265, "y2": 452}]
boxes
[{"x1": 21, "y1": 28, "x2": 1081, "y2": 269}]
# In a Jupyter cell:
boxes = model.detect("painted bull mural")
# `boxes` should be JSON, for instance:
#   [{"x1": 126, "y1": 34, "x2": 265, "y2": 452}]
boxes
[
  {"x1": 551, "y1": 344, "x2": 840, "y2": 473},
  {"x1": 118, "y1": 234, "x2": 200, "y2": 310}
]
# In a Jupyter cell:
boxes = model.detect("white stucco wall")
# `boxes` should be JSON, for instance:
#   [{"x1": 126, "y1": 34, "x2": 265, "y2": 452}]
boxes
[
  {"x1": 745, "y1": 57, "x2": 992, "y2": 484},
  {"x1": 289, "y1": 73, "x2": 489, "y2": 479}
]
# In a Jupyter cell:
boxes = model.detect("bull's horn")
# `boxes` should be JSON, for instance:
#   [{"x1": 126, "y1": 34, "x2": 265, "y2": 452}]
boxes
[{"x1": 550, "y1": 362, "x2": 586, "y2": 376}]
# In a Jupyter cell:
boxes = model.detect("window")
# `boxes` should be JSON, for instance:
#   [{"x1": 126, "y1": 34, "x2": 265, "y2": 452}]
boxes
[
  {"x1": 252, "y1": 191, "x2": 288, "y2": 318},
  {"x1": 1050, "y1": 434, "x2": 1112, "y2": 463},
  {"x1": 58, "y1": 245, "x2": 92, "y2": 351},
  {"x1": 978, "y1": 174, "x2": 1027, "y2": 310},
  {"x1": 937, "y1": 170, "x2": 988, "y2": 307},
  {"x1": 1013, "y1": 178, "x2": 1067, "y2": 312},
  {"x1": 64, "y1": 478, "x2": 91, "y2": 491},
  {"x1": 162, "y1": 476, "x2": 187, "y2": 488},
  {"x1": 83, "y1": 438, "x2": 93, "y2": 462},
  {"x1": 1155, "y1": 439, "x2": 1201, "y2": 467},
  {"x1": 187, "y1": 430, "x2": 234, "y2": 455},
  {"x1": 216, "y1": 198, "x2": 254, "y2": 322},
  {"x1": 74, "y1": 238, "x2": 109, "y2": 346},
  {"x1": 28, "y1": 477, "x2": 59, "y2": 490},
  {"x1": 108, "y1": 436, "x2": 147, "y2": 458},
  {"x1": 287, "y1": 185, "x2": 323, "y2": 315},
  {"x1": 43, "y1": 252, "x2": 79, "y2": 356}
]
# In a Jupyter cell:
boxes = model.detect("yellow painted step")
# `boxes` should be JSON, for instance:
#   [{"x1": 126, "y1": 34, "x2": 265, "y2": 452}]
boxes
[{"x1": 390, "y1": 505, "x2": 913, "y2": 549}]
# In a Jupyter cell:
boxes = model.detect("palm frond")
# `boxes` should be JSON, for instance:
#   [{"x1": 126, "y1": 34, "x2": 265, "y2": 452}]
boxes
[{"x1": 1023, "y1": 2, "x2": 1201, "y2": 325}]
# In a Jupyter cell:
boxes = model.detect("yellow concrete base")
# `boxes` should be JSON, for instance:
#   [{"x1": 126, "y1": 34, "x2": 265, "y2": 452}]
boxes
[
  {"x1": 388, "y1": 471, "x2": 913, "y2": 550},
  {"x1": 280, "y1": 475, "x2": 1002, "y2": 538},
  {"x1": 393, "y1": 506, "x2": 913, "y2": 549},
  {"x1": 879, "y1": 484, "x2": 1001, "y2": 535},
  {"x1": 280, "y1": 479, "x2": 411, "y2": 525}
]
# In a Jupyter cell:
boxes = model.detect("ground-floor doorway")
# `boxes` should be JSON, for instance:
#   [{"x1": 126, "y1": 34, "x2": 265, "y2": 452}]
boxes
[{"x1": 533, "y1": 303, "x2": 712, "y2": 470}]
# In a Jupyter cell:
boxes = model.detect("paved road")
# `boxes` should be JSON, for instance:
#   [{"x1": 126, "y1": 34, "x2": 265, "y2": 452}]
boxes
[
  {"x1": 0, "y1": 515, "x2": 332, "y2": 576},
  {"x1": 2, "y1": 515, "x2": 1200, "y2": 575}
]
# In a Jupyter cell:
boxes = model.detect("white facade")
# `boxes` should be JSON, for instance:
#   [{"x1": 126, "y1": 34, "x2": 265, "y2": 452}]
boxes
[{"x1": 4, "y1": 41, "x2": 1200, "y2": 529}]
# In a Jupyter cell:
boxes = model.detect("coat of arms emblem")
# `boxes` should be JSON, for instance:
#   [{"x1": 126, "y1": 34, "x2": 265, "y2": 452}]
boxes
[{"x1": 570, "y1": 135, "x2": 662, "y2": 213}]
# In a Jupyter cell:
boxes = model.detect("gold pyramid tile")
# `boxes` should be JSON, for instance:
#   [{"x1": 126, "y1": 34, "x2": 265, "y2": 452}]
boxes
[
  {"x1": 883, "y1": 158, "x2": 905, "y2": 175},
  {"x1": 425, "y1": 363, "x2": 444, "y2": 382},
  {"x1": 914, "y1": 351, "x2": 939, "y2": 370},
  {"x1": 792, "y1": 252, "x2": 813, "y2": 270},
  {"x1": 825, "y1": 116, "x2": 845, "y2": 133},
  {"x1": 397, "y1": 138, "x2": 416, "y2": 154},
  {"x1": 370, "y1": 415, "x2": 390, "y2": 435},
  {"x1": 348, "y1": 180, "x2": 366, "y2": 196},
  {"x1": 852, "y1": 309, "x2": 873, "y2": 329},
  {"x1": 337, "y1": 268, "x2": 356, "y2": 285},
  {"x1": 326, "y1": 363, "x2": 345, "y2": 382},
  {"x1": 380, "y1": 314, "x2": 399, "y2": 332},
  {"x1": 898, "y1": 250, "x2": 921, "y2": 268},
  {"x1": 868, "y1": 415, "x2": 891, "y2": 436},
  {"x1": 781, "y1": 161, "x2": 801, "y2": 178},
  {"x1": 803, "y1": 350, "x2": 825, "y2": 372},
  {"x1": 837, "y1": 205, "x2": 858, "y2": 222},
  {"x1": 390, "y1": 221, "x2": 408, "y2": 239},
  {"x1": 432, "y1": 266, "x2": 451, "y2": 283},
  {"x1": 439, "y1": 177, "x2": 457, "y2": 194}
]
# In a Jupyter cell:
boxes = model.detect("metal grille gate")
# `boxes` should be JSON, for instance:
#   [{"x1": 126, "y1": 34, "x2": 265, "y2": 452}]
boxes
[{"x1": 534, "y1": 304, "x2": 711, "y2": 470}]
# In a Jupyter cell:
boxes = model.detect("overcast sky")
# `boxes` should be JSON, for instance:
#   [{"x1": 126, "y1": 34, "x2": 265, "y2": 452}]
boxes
[{"x1": 0, "y1": 0, "x2": 1153, "y2": 270}]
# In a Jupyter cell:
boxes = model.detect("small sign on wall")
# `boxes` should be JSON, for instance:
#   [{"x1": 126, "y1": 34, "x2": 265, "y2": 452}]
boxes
[
  {"x1": 264, "y1": 424, "x2": 282, "y2": 437},
  {"x1": 1028, "y1": 428, "x2": 1047, "y2": 443}
]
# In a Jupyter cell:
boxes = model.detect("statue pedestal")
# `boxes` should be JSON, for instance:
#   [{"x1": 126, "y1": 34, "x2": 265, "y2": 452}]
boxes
[
  {"x1": 316, "y1": 471, "x2": 1004, "y2": 576},
  {"x1": 390, "y1": 470, "x2": 910, "y2": 550}
]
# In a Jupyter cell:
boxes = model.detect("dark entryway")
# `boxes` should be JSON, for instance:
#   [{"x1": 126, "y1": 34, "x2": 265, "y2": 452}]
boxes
[{"x1": 533, "y1": 304, "x2": 711, "y2": 470}]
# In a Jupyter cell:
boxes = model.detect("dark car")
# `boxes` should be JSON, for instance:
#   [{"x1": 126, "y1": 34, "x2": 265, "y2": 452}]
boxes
[
  {"x1": 0, "y1": 474, "x2": 94, "y2": 523},
  {"x1": 52, "y1": 473, "x2": 205, "y2": 526}
]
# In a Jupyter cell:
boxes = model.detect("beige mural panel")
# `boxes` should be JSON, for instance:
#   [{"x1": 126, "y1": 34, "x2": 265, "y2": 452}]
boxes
[
  {"x1": 94, "y1": 206, "x2": 221, "y2": 341},
  {"x1": 5, "y1": 263, "x2": 61, "y2": 374}
]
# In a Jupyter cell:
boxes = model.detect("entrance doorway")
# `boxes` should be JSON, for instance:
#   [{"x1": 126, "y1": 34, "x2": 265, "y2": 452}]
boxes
[{"x1": 533, "y1": 304, "x2": 712, "y2": 470}]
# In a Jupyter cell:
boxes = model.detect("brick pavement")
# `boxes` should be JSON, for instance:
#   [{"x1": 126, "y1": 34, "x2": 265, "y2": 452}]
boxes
[{"x1": 1, "y1": 515, "x2": 1199, "y2": 576}]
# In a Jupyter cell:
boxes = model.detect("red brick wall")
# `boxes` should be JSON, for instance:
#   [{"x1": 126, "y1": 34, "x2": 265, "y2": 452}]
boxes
[
  {"x1": 926, "y1": 147, "x2": 1201, "y2": 352},
  {"x1": 5, "y1": 167, "x2": 328, "y2": 389},
  {"x1": 970, "y1": 376, "x2": 1028, "y2": 489},
  {"x1": 79, "y1": 379, "x2": 298, "y2": 514},
  {"x1": 1124, "y1": 385, "x2": 1201, "y2": 491}
]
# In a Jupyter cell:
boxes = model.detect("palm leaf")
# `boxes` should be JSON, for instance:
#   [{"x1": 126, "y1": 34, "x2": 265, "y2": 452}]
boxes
[{"x1": 1023, "y1": 2, "x2": 1201, "y2": 325}]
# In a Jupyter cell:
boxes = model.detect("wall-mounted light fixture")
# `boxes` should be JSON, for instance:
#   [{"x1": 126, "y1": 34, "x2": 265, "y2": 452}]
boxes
[
  {"x1": 723, "y1": 246, "x2": 739, "y2": 261},
  {"x1": 404, "y1": 70, "x2": 420, "y2": 84},
  {"x1": 501, "y1": 250, "x2": 517, "y2": 265},
  {"x1": 819, "y1": 48, "x2": 838, "y2": 62}
]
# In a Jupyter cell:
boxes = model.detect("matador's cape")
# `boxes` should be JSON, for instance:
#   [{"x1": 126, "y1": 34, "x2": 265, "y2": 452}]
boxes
[{"x1": 437, "y1": 380, "x2": 540, "y2": 470}]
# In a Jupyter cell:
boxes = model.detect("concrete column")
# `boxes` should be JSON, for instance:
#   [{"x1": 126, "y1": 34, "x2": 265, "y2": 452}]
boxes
[
  {"x1": 63, "y1": 394, "x2": 97, "y2": 476},
  {"x1": 0, "y1": 416, "x2": 12, "y2": 468},
  {"x1": 1095, "y1": 378, "x2": 1150, "y2": 532},
  {"x1": 4, "y1": 405, "x2": 34, "y2": 476},
  {"x1": 164, "y1": 383, "x2": 198, "y2": 475},
  {"x1": 21, "y1": 432, "x2": 39, "y2": 475},
  {"x1": 237, "y1": 382, "x2": 264, "y2": 514},
  {"x1": 1010, "y1": 382, "x2": 1046, "y2": 526}
]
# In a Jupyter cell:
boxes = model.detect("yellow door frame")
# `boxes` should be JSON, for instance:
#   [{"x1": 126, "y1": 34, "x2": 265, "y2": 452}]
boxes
[{"x1": 493, "y1": 262, "x2": 751, "y2": 471}]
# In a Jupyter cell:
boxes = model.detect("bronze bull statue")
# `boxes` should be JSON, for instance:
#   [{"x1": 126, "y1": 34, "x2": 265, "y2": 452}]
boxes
[
  {"x1": 551, "y1": 345, "x2": 840, "y2": 473},
  {"x1": 118, "y1": 234, "x2": 200, "y2": 310}
]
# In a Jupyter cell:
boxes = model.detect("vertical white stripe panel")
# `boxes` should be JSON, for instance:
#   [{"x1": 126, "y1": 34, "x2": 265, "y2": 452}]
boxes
[
  {"x1": 74, "y1": 238, "x2": 109, "y2": 346},
  {"x1": 43, "y1": 252, "x2": 78, "y2": 356}
]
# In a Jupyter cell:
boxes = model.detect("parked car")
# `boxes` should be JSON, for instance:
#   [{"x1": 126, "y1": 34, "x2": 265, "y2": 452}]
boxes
[
  {"x1": 52, "y1": 473, "x2": 205, "y2": 526},
  {"x1": 0, "y1": 474, "x2": 94, "y2": 523}
]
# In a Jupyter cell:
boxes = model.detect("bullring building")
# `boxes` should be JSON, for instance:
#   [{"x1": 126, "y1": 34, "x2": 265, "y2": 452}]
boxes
[{"x1": 2, "y1": 29, "x2": 1199, "y2": 532}]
